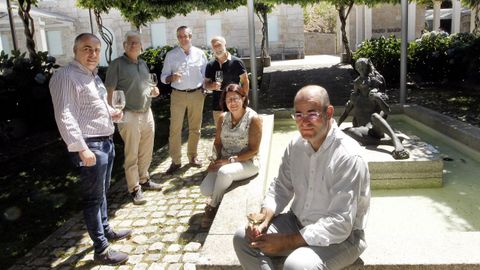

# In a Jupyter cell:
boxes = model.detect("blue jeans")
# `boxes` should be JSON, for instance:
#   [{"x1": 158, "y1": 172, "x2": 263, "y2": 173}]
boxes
[{"x1": 72, "y1": 138, "x2": 115, "y2": 254}]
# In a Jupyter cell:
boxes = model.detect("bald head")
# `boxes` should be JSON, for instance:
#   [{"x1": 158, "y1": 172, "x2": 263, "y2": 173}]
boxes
[{"x1": 294, "y1": 85, "x2": 330, "y2": 111}]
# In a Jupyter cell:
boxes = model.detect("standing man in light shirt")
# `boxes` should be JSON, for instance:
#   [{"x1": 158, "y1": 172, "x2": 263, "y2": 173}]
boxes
[
  {"x1": 49, "y1": 33, "x2": 131, "y2": 265},
  {"x1": 233, "y1": 85, "x2": 371, "y2": 270},
  {"x1": 204, "y1": 36, "x2": 249, "y2": 125},
  {"x1": 161, "y1": 26, "x2": 208, "y2": 174},
  {"x1": 105, "y1": 31, "x2": 162, "y2": 205}
]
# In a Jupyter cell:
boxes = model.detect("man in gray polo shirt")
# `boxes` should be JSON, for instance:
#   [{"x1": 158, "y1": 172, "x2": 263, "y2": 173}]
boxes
[{"x1": 105, "y1": 31, "x2": 162, "y2": 205}]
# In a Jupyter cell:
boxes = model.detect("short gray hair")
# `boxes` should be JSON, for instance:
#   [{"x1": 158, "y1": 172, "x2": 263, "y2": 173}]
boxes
[
  {"x1": 211, "y1": 36, "x2": 226, "y2": 45},
  {"x1": 124, "y1": 31, "x2": 142, "y2": 43},
  {"x1": 73, "y1": 33, "x2": 100, "y2": 50}
]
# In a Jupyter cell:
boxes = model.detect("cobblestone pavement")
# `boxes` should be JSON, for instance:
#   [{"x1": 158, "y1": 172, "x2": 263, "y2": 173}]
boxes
[{"x1": 10, "y1": 126, "x2": 218, "y2": 270}]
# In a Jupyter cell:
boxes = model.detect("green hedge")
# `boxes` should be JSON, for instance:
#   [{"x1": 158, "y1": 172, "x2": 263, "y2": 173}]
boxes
[
  {"x1": 353, "y1": 32, "x2": 480, "y2": 85},
  {"x1": 0, "y1": 50, "x2": 59, "y2": 141}
]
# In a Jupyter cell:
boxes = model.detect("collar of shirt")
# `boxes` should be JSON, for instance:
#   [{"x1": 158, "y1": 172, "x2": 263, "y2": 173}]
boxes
[
  {"x1": 215, "y1": 51, "x2": 231, "y2": 65},
  {"x1": 71, "y1": 59, "x2": 98, "y2": 76},
  {"x1": 121, "y1": 53, "x2": 140, "y2": 64}
]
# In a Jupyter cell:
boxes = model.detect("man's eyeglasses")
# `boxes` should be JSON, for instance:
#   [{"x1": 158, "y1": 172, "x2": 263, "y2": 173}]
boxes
[{"x1": 291, "y1": 111, "x2": 323, "y2": 122}]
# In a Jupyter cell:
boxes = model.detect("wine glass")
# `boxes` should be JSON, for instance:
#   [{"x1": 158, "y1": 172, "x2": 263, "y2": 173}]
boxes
[
  {"x1": 176, "y1": 63, "x2": 187, "y2": 83},
  {"x1": 215, "y1": 70, "x2": 223, "y2": 83},
  {"x1": 112, "y1": 90, "x2": 126, "y2": 123},
  {"x1": 246, "y1": 196, "x2": 265, "y2": 237},
  {"x1": 147, "y1": 73, "x2": 158, "y2": 97}
]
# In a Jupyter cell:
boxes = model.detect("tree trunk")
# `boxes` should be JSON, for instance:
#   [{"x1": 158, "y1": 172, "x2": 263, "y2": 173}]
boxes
[
  {"x1": 256, "y1": 9, "x2": 269, "y2": 65},
  {"x1": 17, "y1": 0, "x2": 37, "y2": 60},
  {"x1": 94, "y1": 9, "x2": 113, "y2": 64},
  {"x1": 337, "y1": 2, "x2": 354, "y2": 64},
  {"x1": 475, "y1": 4, "x2": 480, "y2": 34}
]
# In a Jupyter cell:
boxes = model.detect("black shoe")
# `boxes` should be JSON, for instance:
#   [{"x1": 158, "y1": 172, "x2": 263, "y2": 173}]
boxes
[
  {"x1": 140, "y1": 180, "x2": 163, "y2": 190},
  {"x1": 106, "y1": 229, "x2": 132, "y2": 241},
  {"x1": 94, "y1": 247, "x2": 128, "y2": 265},
  {"x1": 130, "y1": 187, "x2": 147, "y2": 205},
  {"x1": 165, "y1": 162, "x2": 181, "y2": 174}
]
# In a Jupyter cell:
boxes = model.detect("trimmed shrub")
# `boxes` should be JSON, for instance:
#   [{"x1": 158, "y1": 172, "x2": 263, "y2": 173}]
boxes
[
  {"x1": 0, "y1": 50, "x2": 59, "y2": 141},
  {"x1": 408, "y1": 31, "x2": 451, "y2": 82},
  {"x1": 353, "y1": 36, "x2": 401, "y2": 85},
  {"x1": 354, "y1": 32, "x2": 480, "y2": 85}
]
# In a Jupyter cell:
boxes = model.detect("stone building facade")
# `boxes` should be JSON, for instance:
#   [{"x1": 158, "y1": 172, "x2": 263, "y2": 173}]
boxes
[{"x1": 0, "y1": 0, "x2": 304, "y2": 66}]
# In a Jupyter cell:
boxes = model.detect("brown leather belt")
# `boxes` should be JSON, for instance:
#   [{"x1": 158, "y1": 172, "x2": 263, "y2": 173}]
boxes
[{"x1": 173, "y1": 87, "x2": 202, "y2": 93}]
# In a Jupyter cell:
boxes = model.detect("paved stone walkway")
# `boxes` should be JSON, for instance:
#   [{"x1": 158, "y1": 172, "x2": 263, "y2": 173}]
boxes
[{"x1": 10, "y1": 125, "x2": 218, "y2": 270}]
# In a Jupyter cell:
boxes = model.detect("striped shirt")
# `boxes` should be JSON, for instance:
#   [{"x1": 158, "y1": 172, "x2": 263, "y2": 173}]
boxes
[{"x1": 49, "y1": 60, "x2": 115, "y2": 152}]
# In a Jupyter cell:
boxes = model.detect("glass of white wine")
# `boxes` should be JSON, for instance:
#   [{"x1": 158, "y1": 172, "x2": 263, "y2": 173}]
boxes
[
  {"x1": 246, "y1": 197, "x2": 265, "y2": 233},
  {"x1": 215, "y1": 70, "x2": 223, "y2": 84},
  {"x1": 176, "y1": 63, "x2": 187, "y2": 83},
  {"x1": 148, "y1": 73, "x2": 158, "y2": 97},
  {"x1": 112, "y1": 90, "x2": 126, "y2": 123}
]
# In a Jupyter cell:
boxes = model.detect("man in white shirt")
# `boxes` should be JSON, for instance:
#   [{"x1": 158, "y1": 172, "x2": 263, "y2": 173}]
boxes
[
  {"x1": 233, "y1": 85, "x2": 371, "y2": 270},
  {"x1": 161, "y1": 26, "x2": 207, "y2": 174}
]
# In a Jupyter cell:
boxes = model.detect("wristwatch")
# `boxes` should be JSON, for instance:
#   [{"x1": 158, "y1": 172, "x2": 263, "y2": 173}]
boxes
[{"x1": 228, "y1": 156, "x2": 237, "y2": 163}]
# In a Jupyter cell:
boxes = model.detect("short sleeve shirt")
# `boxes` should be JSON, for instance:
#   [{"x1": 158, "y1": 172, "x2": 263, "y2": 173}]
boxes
[
  {"x1": 205, "y1": 55, "x2": 246, "y2": 111},
  {"x1": 104, "y1": 55, "x2": 152, "y2": 112}
]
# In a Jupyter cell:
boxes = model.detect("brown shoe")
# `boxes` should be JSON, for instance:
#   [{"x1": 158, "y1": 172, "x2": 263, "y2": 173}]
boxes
[
  {"x1": 189, "y1": 157, "x2": 202, "y2": 167},
  {"x1": 165, "y1": 162, "x2": 181, "y2": 174},
  {"x1": 201, "y1": 204, "x2": 218, "y2": 228}
]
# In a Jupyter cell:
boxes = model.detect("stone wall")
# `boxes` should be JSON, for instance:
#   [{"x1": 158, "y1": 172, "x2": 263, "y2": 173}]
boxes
[
  {"x1": 304, "y1": 32, "x2": 336, "y2": 55},
  {"x1": 0, "y1": 1, "x2": 305, "y2": 65}
]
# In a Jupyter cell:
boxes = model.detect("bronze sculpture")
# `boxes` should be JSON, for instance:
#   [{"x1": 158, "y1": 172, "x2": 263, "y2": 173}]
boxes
[{"x1": 338, "y1": 58, "x2": 409, "y2": 160}]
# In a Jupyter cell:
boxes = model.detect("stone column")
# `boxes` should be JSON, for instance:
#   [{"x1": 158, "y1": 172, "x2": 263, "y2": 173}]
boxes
[
  {"x1": 336, "y1": 16, "x2": 342, "y2": 54},
  {"x1": 36, "y1": 18, "x2": 48, "y2": 52},
  {"x1": 471, "y1": 7, "x2": 477, "y2": 33},
  {"x1": 364, "y1": 6, "x2": 372, "y2": 40},
  {"x1": 356, "y1": 5, "x2": 364, "y2": 46},
  {"x1": 433, "y1": 0, "x2": 441, "y2": 31},
  {"x1": 451, "y1": 0, "x2": 462, "y2": 33},
  {"x1": 408, "y1": 3, "x2": 416, "y2": 41}
]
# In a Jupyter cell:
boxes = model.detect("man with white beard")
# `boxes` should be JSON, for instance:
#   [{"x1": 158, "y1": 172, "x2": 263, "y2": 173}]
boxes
[{"x1": 203, "y1": 36, "x2": 249, "y2": 125}]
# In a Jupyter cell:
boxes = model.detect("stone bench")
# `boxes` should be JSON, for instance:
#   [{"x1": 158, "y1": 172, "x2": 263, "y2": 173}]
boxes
[{"x1": 196, "y1": 114, "x2": 274, "y2": 269}]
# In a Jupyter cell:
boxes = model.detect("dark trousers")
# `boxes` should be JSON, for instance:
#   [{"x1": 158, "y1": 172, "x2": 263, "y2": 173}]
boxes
[{"x1": 72, "y1": 138, "x2": 115, "y2": 254}]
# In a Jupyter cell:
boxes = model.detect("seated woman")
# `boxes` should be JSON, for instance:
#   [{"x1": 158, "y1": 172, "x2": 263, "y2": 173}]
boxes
[
  {"x1": 338, "y1": 58, "x2": 409, "y2": 159},
  {"x1": 200, "y1": 83, "x2": 262, "y2": 227}
]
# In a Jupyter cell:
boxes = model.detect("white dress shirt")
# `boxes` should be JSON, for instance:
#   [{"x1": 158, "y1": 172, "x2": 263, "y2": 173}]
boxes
[
  {"x1": 160, "y1": 46, "x2": 207, "y2": 90},
  {"x1": 49, "y1": 60, "x2": 115, "y2": 152},
  {"x1": 263, "y1": 120, "x2": 370, "y2": 247}
]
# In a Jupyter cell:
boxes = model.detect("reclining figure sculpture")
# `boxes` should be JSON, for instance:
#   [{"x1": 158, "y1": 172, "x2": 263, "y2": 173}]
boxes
[{"x1": 338, "y1": 58, "x2": 409, "y2": 160}]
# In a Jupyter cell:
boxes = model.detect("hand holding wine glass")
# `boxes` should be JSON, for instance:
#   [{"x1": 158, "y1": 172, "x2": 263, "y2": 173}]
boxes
[
  {"x1": 246, "y1": 197, "x2": 266, "y2": 240},
  {"x1": 175, "y1": 63, "x2": 187, "y2": 83},
  {"x1": 214, "y1": 70, "x2": 223, "y2": 91},
  {"x1": 112, "y1": 90, "x2": 126, "y2": 123},
  {"x1": 148, "y1": 73, "x2": 159, "y2": 97}
]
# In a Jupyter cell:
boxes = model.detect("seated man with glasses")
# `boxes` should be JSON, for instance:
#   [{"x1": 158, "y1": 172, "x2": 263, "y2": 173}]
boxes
[{"x1": 234, "y1": 85, "x2": 370, "y2": 270}]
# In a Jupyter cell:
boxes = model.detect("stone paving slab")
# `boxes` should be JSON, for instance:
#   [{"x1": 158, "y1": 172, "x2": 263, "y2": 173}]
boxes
[{"x1": 9, "y1": 125, "x2": 218, "y2": 270}]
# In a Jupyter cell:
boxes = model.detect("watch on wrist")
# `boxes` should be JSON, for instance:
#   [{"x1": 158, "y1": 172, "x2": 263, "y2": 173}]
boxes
[{"x1": 228, "y1": 156, "x2": 236, "y2": 163}]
